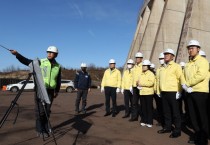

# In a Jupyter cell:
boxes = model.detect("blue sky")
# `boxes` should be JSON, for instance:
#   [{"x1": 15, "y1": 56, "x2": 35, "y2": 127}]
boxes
[{"x1": 0, "y1": 0, "x2": 143, "y2": 70}]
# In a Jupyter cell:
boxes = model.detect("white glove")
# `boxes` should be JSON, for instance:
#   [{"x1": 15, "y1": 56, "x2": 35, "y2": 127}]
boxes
[
  {"x1": 116, "y1": 88, "x2": 120, "y2": 93},
  {"x1": 137, "y1": 86, "x2": 142, "y2": 90},
  {"x1": 182, "y1": 84, "x2": 188, "y2": 91},
  {"x1": 129, "y1": 86, "x2": 133, "y2": 94},
  {"x1": 176, "y1": 92, "x2": 181, "y2": 100},
  {"x1": 121, "y1": 89, "x2": 124, "y2": 94},
  {"x1": 187, "y1": 87, "x2": 193, "y2": 93},
  {"x1": 157, "y1": 94, "x2": 161, "y2": 98},
  {"x1": 101, "y1": 87, "x2": 104, "y2": 93}
]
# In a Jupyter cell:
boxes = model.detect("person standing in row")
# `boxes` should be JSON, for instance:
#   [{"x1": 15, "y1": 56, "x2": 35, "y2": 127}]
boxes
[
  {"x1": 157, "y1": 48, "x2": 182, "y2": 138},
  {"x1": 138, "y1": 60, "x2": 155, "y2": 128},
  {"x1": 121, "y1": 59, "x2": 134, "y2": 118},
  {"x1": 74, "y1": 63, "x2": 91, "y2": 115},
  {"x1": 101, "y1": 59, "x2": 121, "y2": 117},
  {"x1": 130, "y1": 52, "x2": 143, "y2": 121},
  {"x1": 182, "y1": 40, "x2": 209, "y2": 145},
  {"x1": 155, "y1": 52, "x2": 165, "y2": 127}
]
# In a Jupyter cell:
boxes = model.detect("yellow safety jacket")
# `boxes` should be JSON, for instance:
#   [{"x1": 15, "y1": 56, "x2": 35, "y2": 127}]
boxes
[
  {"x1": 155, "y1": 65, "x2": 164, "y2": 94},
  {"x1": 132, "y1": 63, "x2": 142, "y2": 87},
  {"x1": 159, "y1": 61, "x2": 182, "y2": 92},
  {"x1": 40, "y1": 58, "x2": 60, "y2": 89},
  {"x1": 138, "y1": 70, "x2": 155, "y2": 95},
  {"x1": 101, "y1": 68, "x2": 121, "y2": 88},
  {"x1": 121, "y1": 69, "x2": 133, "y2": 90},
  {"x1": 183, "y1": 55, "x2": 209, "y2": 92}
]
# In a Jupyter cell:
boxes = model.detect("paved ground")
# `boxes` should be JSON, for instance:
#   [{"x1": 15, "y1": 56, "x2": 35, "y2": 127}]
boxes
[{"x1": 0, "y1": 89, "x2": 204, "y2": 145}]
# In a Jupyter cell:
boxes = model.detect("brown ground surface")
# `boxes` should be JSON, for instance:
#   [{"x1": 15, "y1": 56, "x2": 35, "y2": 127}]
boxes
[{"x1": 0, "y1": 89, "x2": 205, "y2": 145}]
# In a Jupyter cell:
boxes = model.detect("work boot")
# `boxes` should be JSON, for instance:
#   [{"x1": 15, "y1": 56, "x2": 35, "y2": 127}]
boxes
[
  {"x1": 36, "y1": 132, "x2": 50, "y2": 138},
  {"x1": 43, "y1": 132, "x2": 50, "y2": 138}
]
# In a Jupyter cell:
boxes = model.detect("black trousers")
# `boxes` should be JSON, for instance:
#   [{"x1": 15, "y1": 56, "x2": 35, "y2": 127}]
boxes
[
  {"x1": 161, "y1": 92, "x2": 181, "y2": 132},
  {"x1": 131, "y1": 87, "x2": 141, "y2": 119},
  {"x1": 154, "y1": 93, "x2": 164, "y2": 125},
  {"x1": 187, "y1": 92, "x2": 209, "y2": 141},
  {"x1": 124, "y1": 90, "x2": 133, "y2": 115},
  {"x1": 105, "y1": 87, "x2": 117, "y2": 113},
  {"x1": 140, "y1": 95, "x2": 153, "y2": 124},
  {"x1": 75, "y1": 89, "x2": 88, "y2": 111},
  {"x1": 35, "y1": 89, "x2": 54, "y2": 133}
]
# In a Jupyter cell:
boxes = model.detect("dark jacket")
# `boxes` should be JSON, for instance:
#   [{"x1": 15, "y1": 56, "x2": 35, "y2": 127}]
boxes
[
  {"x1": 74, "y1": 71, "x2": 91, "y2": 90},
  {"x1": 16, "y1": 53, "x2": 61, "y2": 93}
]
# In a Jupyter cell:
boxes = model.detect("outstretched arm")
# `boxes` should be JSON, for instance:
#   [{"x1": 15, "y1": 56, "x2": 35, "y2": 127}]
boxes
[{"x1": 10, "y1": 50, "x2": 32, "y2": 66}]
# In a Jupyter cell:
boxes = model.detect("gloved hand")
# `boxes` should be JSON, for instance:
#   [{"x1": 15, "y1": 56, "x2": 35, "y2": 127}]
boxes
[
  {"x1": 182, "y1": 84, "x2": 188, "y2": 91},
  {"x1": 116, "y1": 88, "x2": 120, "y2": 93},
  {"x1": 129, "y1": 86, "x2": 133, "y2": 94},
  {"x1": 176, "y1": 92, "x2": 181, "y2": 100},
  {"x1": 137, "y1": 86, "x2": 142, "y2": 90},
  {"x1": 187, "y1": 87, "x2": 193, "y2": 93},
  {"x1": 157, "y1": 94, "x2": 161, "y2": 98},
  {"x1": 101, "y1": 87, "x2": 104, "y2": 93},
  {"x1": 121, "y1": 89, "x2": 124, "y2": 94}
]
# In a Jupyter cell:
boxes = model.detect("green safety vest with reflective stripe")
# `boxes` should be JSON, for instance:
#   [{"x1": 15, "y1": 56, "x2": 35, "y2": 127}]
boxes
[{"x1": 40, "y1": 58, "x2": 60, "y2": 89}]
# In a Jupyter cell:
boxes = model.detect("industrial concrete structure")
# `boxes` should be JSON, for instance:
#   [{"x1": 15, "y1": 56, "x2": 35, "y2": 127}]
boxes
[{"x1": 127, "y1": 0, "x2": 210, "y2": 67}]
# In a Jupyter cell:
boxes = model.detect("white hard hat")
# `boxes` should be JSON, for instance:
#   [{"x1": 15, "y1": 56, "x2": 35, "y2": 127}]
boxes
[
  {"x1": 150, "y1": 63, "x2": 155, "y2": 68},
  {"x1": 109, "y1": 59, "x2": 116, "y2": 64},
  {"x1": 164, "y1": 48, "x2": 175, "y2": 56},
  {"x1": 47, "y1": 46, "x2": 58, "y2": 53},
  {"x1": 199, "y1": 50, "x2": 206, "y2": 56},
  {"x1": 159, "y1": 52, "x2": 164, "y2": 59},
  {"x1": 142, "y1": 60, "x2": 151, "y2": 66},
  {"x1": 135, "y1": 52, "x2": 143, "y2": 58},
  {"x1": 127, "y1": 59, "x2": 134, "y2": 64},
  {"x1": 81, "y1": 63, "x2": 87, "y2": 67},
  {"x1": 187, "y1": 40, "x2": 201, "y2": 48},
  {"x1": 179, "y1": 62, "x2": 185, "y2": 67}
]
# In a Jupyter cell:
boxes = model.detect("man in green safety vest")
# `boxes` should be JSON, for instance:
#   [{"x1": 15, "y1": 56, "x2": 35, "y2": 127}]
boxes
[{"x1": 10, "y1": 46, "x2": 61, "y2": 137}]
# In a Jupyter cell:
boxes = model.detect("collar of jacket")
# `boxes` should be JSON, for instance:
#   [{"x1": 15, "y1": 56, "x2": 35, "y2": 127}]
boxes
[
  {"x1": 109, "y1": 68, "x2": 116, "y2": 72},
  {"x1": 190, "y1": 54, "x2": 201, "y2": 62},
  {"x1": 164, "y1": 61, "x2": 174, "y2": 67},
  {"x1": 135, "y1": 62, "x2": 142, "y2": 67},
  {"x1": 142, "y1": 70, "x2": 150, "y2": 75},
  {"x1": 47, "y1": 58, "x2": 57, "y2": 64}
]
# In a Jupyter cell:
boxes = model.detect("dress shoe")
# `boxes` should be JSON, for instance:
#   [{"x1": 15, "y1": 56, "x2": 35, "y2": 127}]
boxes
[
  {"x1": 122, "y1": 114, "x2": 129, "y2": 118},
  {"x1": 112, "y1": 113, "x2": 116, "y2": 117},
  {"x1": 104, "y1": 112, "x2": 111, "y2": 117},
  {"x1": 157, "y1": 129, "x2": 171, "y2": 134},
  {"x1": 169, "y1": 132, "x2": 181, "y2": 138},
  {"x1": 129, "y1": 117, "x2": 138, "y2": 122}
]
